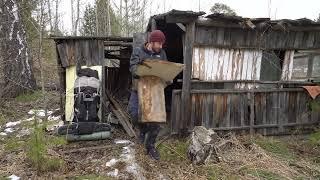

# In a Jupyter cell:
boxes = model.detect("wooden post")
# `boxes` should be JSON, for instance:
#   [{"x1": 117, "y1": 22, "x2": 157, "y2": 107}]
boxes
[
  {"x1": 249, "y1": 92, "x2": 255, "y2": 135},
  {"x1": 101, "y1": 66, "x2": 105, "y2": 122},
  {"x1": 181, "y1": 21, "x2": 195, "y2": 133},
  {"x1": 56, "y1": 43, "x2": 66, "y2": 123}
]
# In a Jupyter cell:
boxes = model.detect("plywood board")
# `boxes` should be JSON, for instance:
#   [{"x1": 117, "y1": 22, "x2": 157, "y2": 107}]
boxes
[
  {"x1": 135, "y1": 59, "x2": 184, "y2": 82},
  {"x1": 137, "y1": 76, "x2": 166, "y2": 123}
]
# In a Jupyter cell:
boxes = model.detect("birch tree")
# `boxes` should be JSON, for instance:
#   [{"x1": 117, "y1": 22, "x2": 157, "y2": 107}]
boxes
[{"x1": 0, "y1": 0, "x2": 37, "y2": 98}]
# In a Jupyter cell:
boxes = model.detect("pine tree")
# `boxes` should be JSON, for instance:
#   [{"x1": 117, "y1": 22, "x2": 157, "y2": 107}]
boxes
[
  {"x1": 81, "y1": 4, "x2": 97, "y2": 36},
  {"x1": 210, "y1": 3, "x2": 237, "y2": 16}
]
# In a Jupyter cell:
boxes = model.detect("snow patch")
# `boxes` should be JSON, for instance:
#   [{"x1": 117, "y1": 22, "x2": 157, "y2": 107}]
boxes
[
  {"x1": 106, "y1": 140, "x2": 145, "y2": 179},
  {"x1": 114, "y1": 139, "x2": 132, "y2": 144},
  {"x1": 48, "y1": 115, "x2": 61, "y2": 121},
  {"x1": 0, "y1": 132, "x2": 7, "y2": 136},
  {"x1": 4, "y1": 128, "x2": 14, "y2": 133},
  {"x1": 46, "y1": 120, "x2": 64, "y2": 132},
  {"x1": 107, "y1": 169, "x2": 119, "y2": 177},
  {"x1": 6, "y1": 121, "x2": 22, "y2": 128},
  {"x1": 8, "y1": 174, "x2": 20, "y2": 180},
  {"x1": 28, "y1": 109, "x2": 53, "y2": 117},
  {"x1": 24, "y1": 117, "x2": 34, "y2": 122},
  {"x1": 106, "y1": 158, "x2": 118, "y2": 167}
]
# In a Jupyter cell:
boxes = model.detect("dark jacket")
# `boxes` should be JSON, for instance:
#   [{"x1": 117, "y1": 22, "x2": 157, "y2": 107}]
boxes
[{"x1": 129, "y1": 44, "x2": 167, "y2": 77}]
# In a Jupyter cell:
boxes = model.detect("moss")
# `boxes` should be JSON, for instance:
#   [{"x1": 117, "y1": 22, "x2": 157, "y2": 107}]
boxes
[
  {"x1": 245, "y1": 168, "x2": 283, "y2": 180},
  {"x1": 309, "y1": 100, "x2": 320, "y2": 112},
  {"x1": 15, "y1": 90, "x2": 42, "y2": 102},
  {"x1": 4, "y1": 137, "x2": 25, "y2": 152},
  {"x1": 72, "y1": 175, "x2": 113, "y2": 180},
  {"x1": 157, "y1": 139, "x2": 189, "y2": 162},
  {"x1": 309, "y1": 131, "x2": 320, "y2": 146},
  {"x1": 254, "y1": 137, "x2": 294, "y2": 160}
]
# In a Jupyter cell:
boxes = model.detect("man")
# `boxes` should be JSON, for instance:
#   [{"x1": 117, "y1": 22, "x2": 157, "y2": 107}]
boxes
[{"x1": 128, "y1": 30, "x2": 167, "y2": 160}]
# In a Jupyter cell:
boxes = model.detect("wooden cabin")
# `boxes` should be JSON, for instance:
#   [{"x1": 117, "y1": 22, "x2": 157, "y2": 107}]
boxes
[{"x1": 53, "y1": 10, "x2": 320, "y2": 136}]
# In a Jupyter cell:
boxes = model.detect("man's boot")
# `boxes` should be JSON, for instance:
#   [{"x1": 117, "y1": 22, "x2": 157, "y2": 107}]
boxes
[
  {"x1": 147, "y1": 146, "x2": 160, "y2": 160},
  {"x1": 145, "y1": 124, "x2": 160, "y2": 160}
]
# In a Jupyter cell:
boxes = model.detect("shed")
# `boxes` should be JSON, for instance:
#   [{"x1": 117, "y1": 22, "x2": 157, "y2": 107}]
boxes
[
  {"x1": 52, "y1": 36, "x2": 133, "y2": 126},
  {"x1": 52, "y1": 10, "x2": 320, "y2": 136},
  {"x1": 144, "y1": 10, "x2": 320, "y2": 135}
]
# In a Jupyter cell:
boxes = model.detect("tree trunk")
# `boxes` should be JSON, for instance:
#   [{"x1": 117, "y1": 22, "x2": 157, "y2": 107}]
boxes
[
  {"x1": 54, "y1": 0, "x2": 59, "y2": 34},
  {"x1": 0, "y1": 0, "x2": 36, "y2": 98}
]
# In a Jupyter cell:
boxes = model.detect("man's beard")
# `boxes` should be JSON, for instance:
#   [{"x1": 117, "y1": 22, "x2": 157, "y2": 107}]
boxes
[{"x1": 152, "y1": 47, "x2": 161, "y2": 53}]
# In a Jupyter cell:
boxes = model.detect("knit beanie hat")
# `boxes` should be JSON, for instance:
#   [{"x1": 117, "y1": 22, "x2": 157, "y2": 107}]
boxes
[{"x1": 148, "y1": 30, "x2": 166, "y2": 43}]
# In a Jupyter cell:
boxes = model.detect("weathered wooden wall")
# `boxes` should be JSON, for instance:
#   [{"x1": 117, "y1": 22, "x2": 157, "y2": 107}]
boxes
[
  {"x1": 194, "y1": 26, "x2": 320, "y2": 50},
  {"x1": 192, "y1": 47, "x2": 262, "y2": 81},
  {"x1": 171, "y1": 88, "x2": 320, "y2": 135},
  {"x1": 56, "y1": 39, "x2": 104, "y2": 67}
]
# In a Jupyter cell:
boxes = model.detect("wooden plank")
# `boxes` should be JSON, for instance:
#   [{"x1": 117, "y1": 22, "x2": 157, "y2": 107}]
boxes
[
  {"x1": 106, "y1": 91, "x2": 137, "y2": 138},
  {"x1": 56, "y1": 44, "x2": 66, "y2": 122},
  {"x1": 262, "y1": 93, "x2": 267, "y2": 135},
  {"x1": 57, "y1": 43, "x2": 69, "y2": 67},
  {"x1": 278, "y1": 92, "x2": 285, "y2": 133},
  {"x1": 249, "y1": 92, "x2": 255, "y2": 135},
  {"x1": 101, "y1": 67, "x2": 106, "y2": 121},
  {"x1": 137, "y1": 76, "x2": 166, "y2": 123},
  {"x1": 136, "y1": 59, "x2": 184, "y2": 82},
  {"x1": 225, "y1": 95, "x2": 231, "y2": 127},
  {"x1": 181, "y1": 21, "x2": 195, "y2": 132},
  {"x1": 176, "y1": 23, "x2": 186, "y2": 32},
  {"x1": 190, "y1": 94, "x2": 196, "y2": 128},
  {"x1": 240, "y1": 94, "x2": 245, "y2": 132}
]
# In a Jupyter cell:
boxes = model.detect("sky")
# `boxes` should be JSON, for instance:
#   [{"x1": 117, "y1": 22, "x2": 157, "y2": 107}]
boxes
[{"x1": 59, "y1": 0, "x2": 320, "y2": 34}]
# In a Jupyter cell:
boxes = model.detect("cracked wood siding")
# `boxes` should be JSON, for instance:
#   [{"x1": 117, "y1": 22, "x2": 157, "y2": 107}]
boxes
[{"x1": 192, "y1": 47, "x2": 262, "y2": 88}]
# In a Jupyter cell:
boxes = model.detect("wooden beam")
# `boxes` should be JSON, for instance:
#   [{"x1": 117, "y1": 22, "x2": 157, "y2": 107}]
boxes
[
  {"x1": 181, "y1": 21, "x2": 195, "y2": 132},
  {"x1": 101, "y1": 67, "x2": 106, "y2": 122},
  {"x1": 176, "y1": 23, "x2": 186, "y2": 32},
  {"x1": 56, "y1": 44, "x2": 66, "y2": 122},
  {"x1": 104, "y1": 41, "x2": 132, "y2": 47}
]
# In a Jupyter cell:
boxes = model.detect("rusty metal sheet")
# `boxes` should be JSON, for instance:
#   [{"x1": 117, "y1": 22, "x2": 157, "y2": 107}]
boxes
[
  {"x1": 192, "y1": 47, "x2": 262, "y2": 81},
  {"x1": 302, "y1": 86, "x2": 320, "y2": 99}
]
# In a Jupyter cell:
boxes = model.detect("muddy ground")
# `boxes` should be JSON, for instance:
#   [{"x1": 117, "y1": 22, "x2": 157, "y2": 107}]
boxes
[{"x1": 0, "y1": 91, "x2": 319, "y2": 179}]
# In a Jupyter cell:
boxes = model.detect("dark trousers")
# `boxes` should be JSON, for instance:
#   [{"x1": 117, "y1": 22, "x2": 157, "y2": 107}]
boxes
[{"x1": 128, "y1": 91, "x2": 160, "y2": 150}]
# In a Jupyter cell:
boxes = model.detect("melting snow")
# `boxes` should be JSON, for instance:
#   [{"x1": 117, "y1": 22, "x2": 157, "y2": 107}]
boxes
[
  {"x1": 6, "y1": 121, "x2": 21, "y2": 128},
  {"x1": 114, "y1": 139, "x2": 132, "y2": 144},
  {"x1": 8, "y1": 174, "x2": 20, "y2": 180},
  {"x1": 28, "y1": 109, "x2": 53, "y2": 117},
  {"x1": 106, "y1": 158, "x2": 118, "y2": 167},
  {"x1": 107, "y1": 140, "x2": 145, "y2": 180},
  {"x1": 48, "y1": 115, "x2": 61, "y2": 121},
  {"x1": 107, "y1": 169, "x2": 119, "y2": 177},
  {"x1": 4, "y1": 128, "x2": 14, "y2": 133},
  {"x1": 0, "y1": 132, "x2": 7, "y2": 136}
]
